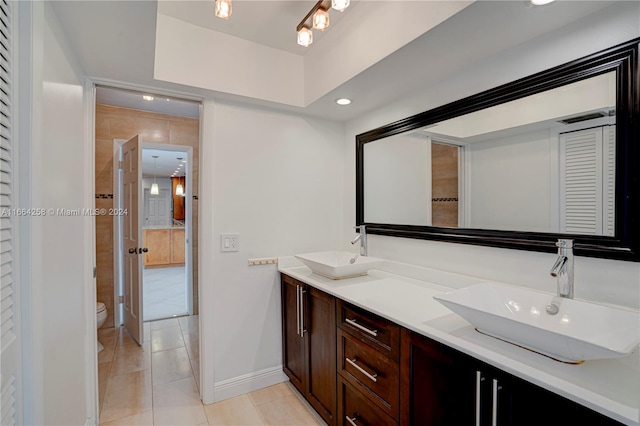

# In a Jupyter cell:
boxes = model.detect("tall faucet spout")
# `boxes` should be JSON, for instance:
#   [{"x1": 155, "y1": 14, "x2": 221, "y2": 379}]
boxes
[
  {"x1": 352, "y1": 225, "x2": 367, "y2": 256},
  {"x1": 551, "y1": 239, "x2": 574, "y2": 299},
  {"x1": 350, "y1": 234, "x2": 362, "y2": 245}
]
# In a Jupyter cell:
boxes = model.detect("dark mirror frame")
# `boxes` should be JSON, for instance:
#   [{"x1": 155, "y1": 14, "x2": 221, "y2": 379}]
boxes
[{"x1": 356, "y1": 39, "x2": 640, "y2": 261}]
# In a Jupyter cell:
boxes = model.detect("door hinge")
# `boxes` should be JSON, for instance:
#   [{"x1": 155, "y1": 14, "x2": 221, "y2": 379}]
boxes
[
  {"x1": 118, "y1": 295, "x2": 124, "y2": 304},
  {"x1": 93, "y1": 267, "x2": 97, "y2": 279},
  {"x1": 118, "y1": 160, "x2": 124, "y2": 170}
]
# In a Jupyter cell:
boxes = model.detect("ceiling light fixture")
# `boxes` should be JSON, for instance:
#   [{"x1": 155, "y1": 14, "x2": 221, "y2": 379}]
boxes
[
  {"x1": 336, "y1": 98, "x2": 351, "y2": 105},
  {"x1": 175, "y1": 157, "x2": 184, "y2": 196},
  {"x1": 151, "y1": 155, "x2": 159, "y2": 195},
  {"x1": 297, "y1": 27, "x2": 313, "y2": 47},
  {"x1": 143, "y1": 95, "x2": 154, "y2": 101},
  {"x1": 312, "y1": 8, "x2": 330, "y2": 31},
  {"x1": 215, "y1": 0, "x2": 232, "y2": 19},
  {"x1": 332, "y1": 0, "x2": 350, "y2": 12},
  {"x1": 530, "y1": 0, "x2": 555, "y2": 5},
  {"x1": 297, "y1": 0, "x2": 347, "y2": 47}
]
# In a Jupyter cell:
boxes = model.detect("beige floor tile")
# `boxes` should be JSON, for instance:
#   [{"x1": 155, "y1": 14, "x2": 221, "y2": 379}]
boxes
[
  {"x1": 205, "y1": 394, "x2": 265, "y2": 426},
  {"x1": 144, "y1": 322, "x2": 151, "y2": 337},
  {"x1": 98, "y1": 335, "x2": 118, "y2": 363},
  {"x1": 151, "y1": 326, "x2": 185, "y2": 353},
  {"x1": 99, "y1": 327, "x2": 120, "y2": 339},
  {"x1": 257, "y1": 395, "x2": 322, "y2": 426},
  {"x1": 152, "y1": 347, "x2": 193, "y2": 385},
  {"x1": 183, "y1": 332, "x2": 199, "y2": 360},
  {"x1": 98, "y1": 361, "x2": 112, "y2": 413},
  {"x1": 178, "y1": 315, "x2": 199, "y2": 334},
  {"x1": 110, "y1": 343, "x2": 151, "y2": 376},
  {"x1": 100, "y1": 370, "x2": 152, "y2": 424},
  {"x1": 248, "y1": 382, "x2": 293, "y2": 406},
  {"x1": 153, "y1": 377, "x2": 207, "y2": 426},
  {"x1": 190, "y1": 357, "x2": 200, "y2": 388},
  {"x1": 117, "y1": 327, "x2": 143, "y2": 347},
  {"x1": 99, "y1": 409, "x2": 153, "y2": 425},
  {"x1": 149, "y1": 317, "x2": 180, "y2": 330}
]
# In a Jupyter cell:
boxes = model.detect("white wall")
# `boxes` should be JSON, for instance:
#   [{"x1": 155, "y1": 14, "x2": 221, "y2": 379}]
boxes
[
  {"x1": 25, "y1": 3, "x2": 91, "y2": 424},
  {"x1": 201, "y1": 100, "x2": 344, "y2": 401},
  {"x1": 343, "y1": 2, "x2": 640, "y2": 310},
  {"x1": 468, "y1": 129, "x2": 551, "y2": 232},
  {"x1": 364, "y1": 133, "x2": 430, "y2": 225}
]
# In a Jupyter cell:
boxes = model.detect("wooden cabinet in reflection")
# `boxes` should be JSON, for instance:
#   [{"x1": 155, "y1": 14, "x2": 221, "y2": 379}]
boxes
[
  {"x1": 172, "y1": 176, "x2": 186, "y2": 221},
  {"x1": 143, "y1": 228, "x2": 185, "y2": 267}
]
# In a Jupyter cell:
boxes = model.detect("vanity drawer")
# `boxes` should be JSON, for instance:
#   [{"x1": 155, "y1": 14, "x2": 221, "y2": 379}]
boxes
[
  {"x1": 338, "y1": 376, "x2": 397, "y2": 426},
  {"x1": 338, "y1": 329, "x2": 399, "y2": 419},
  {"x1": 338, "y1": 300, "x2": 400, "y2": 360}
]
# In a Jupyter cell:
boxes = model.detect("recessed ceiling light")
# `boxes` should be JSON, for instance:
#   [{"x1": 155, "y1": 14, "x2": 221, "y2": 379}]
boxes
[
  {"x1": 143, "y1": 95, "x2": 154, "y2": 101},
  {"x1": 166, "y1": 98, "x2": 171, "y2": 102},
  {"x1": 336, "y1": 98, "x2": 351, "y2": 105},
  {"x1": 530, "y1": 0, "x2": 555, "y2": 5}
]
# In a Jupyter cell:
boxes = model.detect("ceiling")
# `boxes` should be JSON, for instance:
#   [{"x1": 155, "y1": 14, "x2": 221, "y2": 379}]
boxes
[
  {"x1": 96, "y1": 86, "x2": 200, "y2": 118},
  {"x1": 142, "y1": 148, "x2": 188, "y2": 178},
  {"x1": 52, "y1": 1, "x2": 621, "y2": 121}
]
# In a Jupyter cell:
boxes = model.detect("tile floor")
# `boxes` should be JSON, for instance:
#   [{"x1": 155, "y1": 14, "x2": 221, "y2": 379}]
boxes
[
  {"x1": 97, "y1": 315, "x2": 324, "y2": 425},
  {"x1": 143, "y1": 266, "x2": 188, "y2": 321}
]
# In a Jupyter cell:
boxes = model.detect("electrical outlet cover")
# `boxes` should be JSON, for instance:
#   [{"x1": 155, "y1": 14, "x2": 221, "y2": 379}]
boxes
[{"x1": 221, "y1": 233, "x2": 239, "y2": 252}]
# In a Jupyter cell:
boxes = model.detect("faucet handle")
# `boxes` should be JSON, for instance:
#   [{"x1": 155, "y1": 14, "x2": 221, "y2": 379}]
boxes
[{"x1": 556, "y1": 239, "x2": 574, "y2": 249}]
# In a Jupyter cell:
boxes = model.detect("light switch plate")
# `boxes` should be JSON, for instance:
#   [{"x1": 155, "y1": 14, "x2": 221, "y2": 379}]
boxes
[{"x1": 221, "y1": 233, "x2": 239, "y2": 252}]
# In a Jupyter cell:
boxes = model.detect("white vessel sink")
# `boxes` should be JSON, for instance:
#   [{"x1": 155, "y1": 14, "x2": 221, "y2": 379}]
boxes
[
  {"x1": 295, "y1": 251, "x2": 383, "y2": 280},
  {"x1": 434, "y1": 282, "x2": 640, "y2": 363}
]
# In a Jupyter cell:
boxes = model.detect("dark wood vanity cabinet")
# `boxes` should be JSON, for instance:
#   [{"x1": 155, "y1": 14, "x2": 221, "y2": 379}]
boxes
[
  {"x1": 281, "y1": 274, "x2": 623, "y2": 426},
  {"x1": 281, "y1": 274, "x2": 336, "y2": 425},
  {"x1": 400, "y1": 329, "x2": 624, "y2": 426}
]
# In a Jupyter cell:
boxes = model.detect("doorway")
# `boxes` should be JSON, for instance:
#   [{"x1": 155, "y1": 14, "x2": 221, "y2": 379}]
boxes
[{"x1": 94, "y1": 86, "x2": 202, "y2": 413}]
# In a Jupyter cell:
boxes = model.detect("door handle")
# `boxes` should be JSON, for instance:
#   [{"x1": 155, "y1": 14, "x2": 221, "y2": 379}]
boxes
[
  {"x1": 128, "y1": 248, "x2": 136, "y2": 254},
  {"x1": 138, "y1": 247, "x2": 149, "y2": 254}
]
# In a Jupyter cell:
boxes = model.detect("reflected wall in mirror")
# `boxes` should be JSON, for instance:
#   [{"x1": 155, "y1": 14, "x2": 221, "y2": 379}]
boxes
[
  {"x1": 364, "y1": 71, "x2": 616, "y2": 236},
  {"x1": 356, "y1": 39, "x2": 639, "y2": 261}
]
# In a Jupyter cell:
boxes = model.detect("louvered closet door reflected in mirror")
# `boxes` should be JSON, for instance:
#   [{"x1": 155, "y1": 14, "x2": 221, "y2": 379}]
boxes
[{"x1": 559, "y1": 125, "x2": 615, "y2": 236}]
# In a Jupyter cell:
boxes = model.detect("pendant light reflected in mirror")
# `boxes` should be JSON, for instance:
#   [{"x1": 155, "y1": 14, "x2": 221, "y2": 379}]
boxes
[
  {"x1": 150, "y1": 155, "x2": 159, "y2": 195},
  {"x1": 175, "y1": 157, "x2": 184, "y2": 196}
]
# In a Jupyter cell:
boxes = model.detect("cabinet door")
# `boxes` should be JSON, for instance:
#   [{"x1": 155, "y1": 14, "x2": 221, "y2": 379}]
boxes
[
  {"x1": 171, "y1": 228, "x2": 185, "y2": 264},
  {"x1": 400, "y1": 329, "x2": 476, "y2": 426},
  {"x1": 304, "y1": 285, "x2": 337, "y2": 426},
  {"x1": 281, "y1": 275, "x2": 304, "y2": 394},
  {"x1": 144, "y1": 229, "x2": 171, "y2": 266}
]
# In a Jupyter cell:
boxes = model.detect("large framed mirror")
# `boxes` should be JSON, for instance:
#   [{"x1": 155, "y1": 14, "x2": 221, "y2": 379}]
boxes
[{"x1": 356, "y1": 39, "x2": 639, "y2": 261}]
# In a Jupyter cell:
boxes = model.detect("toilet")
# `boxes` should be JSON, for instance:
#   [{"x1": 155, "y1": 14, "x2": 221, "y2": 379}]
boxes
[{"x1": 96, "y1": 302, "x2": 108, "y2": 353}]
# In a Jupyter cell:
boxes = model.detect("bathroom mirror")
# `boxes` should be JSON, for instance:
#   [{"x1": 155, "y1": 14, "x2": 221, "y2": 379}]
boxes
[{"x1": 356, "y1": 39, "x2": 640, "y2": 261}]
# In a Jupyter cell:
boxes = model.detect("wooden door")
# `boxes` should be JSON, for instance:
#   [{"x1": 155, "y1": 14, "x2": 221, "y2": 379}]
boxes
[
  {"x1": 304, "y1": 286, "x2": 337, "y2": 426},
  {"x1": 122, "y1": 136, "x2": 144, "y2": 344},
  {"x1": 281, "y1": 275, "x2": 304, "y2": 394}
]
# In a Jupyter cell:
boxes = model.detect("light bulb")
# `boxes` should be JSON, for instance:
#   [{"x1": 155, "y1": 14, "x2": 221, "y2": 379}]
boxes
[
  {"x1": 175, "y1": 183, "x2": 184, "y2": 196},
  {"x1": 215, "y1": 0, "x2": 232, "y2": 19},
  {"x1": 332, "y1": 0, "x2": 349, "y2": 12},
  {"x1": 297, "y1": 27, "x2": 313, "y2": 47},
  {"x1": 150, "y1": 183, "x2": 159, "y2": 195},
  {"x1": 313, "y1": 8, "x2": 329, "y2": 31}
]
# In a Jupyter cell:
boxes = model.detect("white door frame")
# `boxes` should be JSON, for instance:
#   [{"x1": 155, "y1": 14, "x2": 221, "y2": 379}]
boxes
[{"x1": 113, "y1": 141, "x2": 194, "y2": 325}]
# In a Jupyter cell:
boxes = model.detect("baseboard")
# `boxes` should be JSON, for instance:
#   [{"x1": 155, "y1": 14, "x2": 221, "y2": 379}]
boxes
[{"x1": 212, "y1": 365, "x2": 288, "y2": 402}]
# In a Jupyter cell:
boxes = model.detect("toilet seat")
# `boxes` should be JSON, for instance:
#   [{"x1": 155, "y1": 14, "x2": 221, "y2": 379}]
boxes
[{"x1": 97, "y1": 302, "x2": 106, "y2": 313}]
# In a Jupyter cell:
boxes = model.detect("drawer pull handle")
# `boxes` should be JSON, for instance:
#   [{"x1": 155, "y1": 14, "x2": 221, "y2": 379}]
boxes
[
  {"x1": 346, "y1": 416, "x2": 358, "y2": 426},
  {"x1": 346, "y1": 358, "x2": 378, "y2": 382},
  {"x1": 345, "y1": 318, "x2": 378, "y2": 337}
]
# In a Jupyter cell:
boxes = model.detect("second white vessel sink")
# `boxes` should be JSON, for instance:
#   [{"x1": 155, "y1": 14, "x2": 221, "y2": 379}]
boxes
[
  {"x1": 434, "y1": 282, "x2": 640, "y2": 363},
  {"x1": 295, "y1": 251, "x2": 383, "y2": 280}
]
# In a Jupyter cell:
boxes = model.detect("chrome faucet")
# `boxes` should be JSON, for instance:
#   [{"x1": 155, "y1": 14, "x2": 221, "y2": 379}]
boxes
[
  {"x1": 550, "y1": 239, "x2": 574, "y2": 299},
  {"x1": 351, "y1": 225, "x2": 367, "y2": 256}
]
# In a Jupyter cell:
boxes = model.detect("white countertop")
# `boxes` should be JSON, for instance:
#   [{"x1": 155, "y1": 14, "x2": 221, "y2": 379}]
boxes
[{"x1": 278, "y1": 258, "x2": 640, "y2": 425}]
